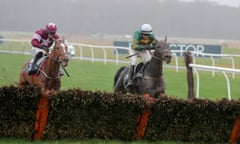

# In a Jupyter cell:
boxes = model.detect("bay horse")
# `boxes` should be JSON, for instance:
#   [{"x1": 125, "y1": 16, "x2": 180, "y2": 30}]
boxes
[
  {"x1": 113, "y1": 37, "x2": 172, "y2": 98},
  {"x1": 19, "y1": 38, "x2": 69, "y2": 91},
  {"x1": 18, "y1": 38, "x2": 69, "y2": 140}
]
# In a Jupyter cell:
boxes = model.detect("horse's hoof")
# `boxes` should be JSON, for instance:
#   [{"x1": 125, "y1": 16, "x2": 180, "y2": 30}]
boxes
[{"x1": 127, "y1": 86, "x2": 135, "y2": 93}]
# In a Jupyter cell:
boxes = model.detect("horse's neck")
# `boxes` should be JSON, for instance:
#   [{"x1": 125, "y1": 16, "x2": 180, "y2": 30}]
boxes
[
  {"x1": 146, "y1": 57, "x2": 163, "y2": 77},
  {"x1": 44, "y1": 54, "x2": 60, "y2": 77}
]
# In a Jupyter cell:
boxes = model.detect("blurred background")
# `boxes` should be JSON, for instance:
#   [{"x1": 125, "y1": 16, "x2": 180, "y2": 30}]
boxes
[{"x1": 0, "y1": 0, "x2": 240, "y2": 40}]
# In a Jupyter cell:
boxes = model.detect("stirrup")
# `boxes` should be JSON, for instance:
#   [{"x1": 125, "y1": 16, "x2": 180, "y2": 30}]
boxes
[
  {"x1": 127, "y1": 80, "x2": 134, "y2": 87},
  {"x1": 60, "y1": 71, "x2": 64, "y2": 76},
  {"x1": 28, "y1": 66, "x2": 37, "y2": 75}
]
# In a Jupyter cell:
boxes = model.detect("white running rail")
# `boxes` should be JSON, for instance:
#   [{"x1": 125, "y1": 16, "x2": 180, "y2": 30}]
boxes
[
  {"x1": 189, "y1": 63, "x2": 240, "y2": 100},
  {"x1": 1, "y1": 39, "x2": 240, "y2": 100}
]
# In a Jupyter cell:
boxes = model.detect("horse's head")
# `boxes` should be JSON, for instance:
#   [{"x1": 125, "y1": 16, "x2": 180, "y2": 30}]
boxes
[
  {"x1": 153, "y1": 36, "x2": 172, "y2": 64},
  {"x1": 51, "y1": 39, "x2": 69, "y2": 67}
]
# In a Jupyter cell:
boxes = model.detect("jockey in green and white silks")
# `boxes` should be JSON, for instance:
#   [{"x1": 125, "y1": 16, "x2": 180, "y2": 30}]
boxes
[{"x1": 127, "y1": 24, "x2": 158, "y2": 88}]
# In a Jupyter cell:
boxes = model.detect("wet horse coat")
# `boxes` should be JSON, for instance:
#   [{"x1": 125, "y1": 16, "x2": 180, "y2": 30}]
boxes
[
  {"x1": 114, "y1": 38, "x2": 172, "y2": 98},
  {"x1": 19, "y1": 39, "x2": 69, "y2": 140},
  {"x1": 19, "y1": 39, "x2": 69, "y2": 91}
]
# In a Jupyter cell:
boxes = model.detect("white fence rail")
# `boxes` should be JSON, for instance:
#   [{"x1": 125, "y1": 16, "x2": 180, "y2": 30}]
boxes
[
  {"x1": 70, "y1": 42, "x2": 129, "y2": 65},
  {"x1": 2, "y1": 38, "x2": 240, "y2": 69},
  {"x1": 171, "y1": 50, "x2": 240, "y2": 78},
  {"x1": 189, "y1": 64, "x2": 240, "y2": 100},
  {"x1": 0, "y1": 38, "x2": 130, "y2": 65},
  {"x1": 1, "y1": 39, "x2": 240, "y2": 100}
]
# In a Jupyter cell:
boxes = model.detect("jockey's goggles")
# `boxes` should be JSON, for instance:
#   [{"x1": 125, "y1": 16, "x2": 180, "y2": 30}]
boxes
[
  {"x1": 142, "y1": 33, "x2": 150, "y2": 37},
  {"x1": 48, "y1": 32, "x2": 55, "y2": 35}
]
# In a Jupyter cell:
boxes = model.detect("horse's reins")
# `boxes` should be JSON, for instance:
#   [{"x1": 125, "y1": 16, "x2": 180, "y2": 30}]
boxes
[
  {"x1": 61, "y1": 63, "x2": 70, "y2": 77},
  {"x1": 151, "y1": 55, "x2": 162, "y2": 61},
  {"x1": 39, "y1": 69, "x2": 60, "y2": 79},
  {"x1": 53, "y1": 41, "x2": 70, "y2": 77},
  {"x1": 126, "y1": 53, "x2": 138, "y2": 59},
  {"x1": 126, "y1": 51, "x2": 163, "y2": 61},
  {"x1": 126, "y1": 47, "x2": 169, "y2": 80},
  {"x1": 38, "y1": 59, "x2": 69, "y2": 79},
  {"x1": 38, "y1": 41, "x2": 70, "y2": 79}
]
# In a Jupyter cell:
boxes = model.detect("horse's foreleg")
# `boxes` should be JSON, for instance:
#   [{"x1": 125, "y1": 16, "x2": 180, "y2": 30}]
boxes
[
  {"x1": 155, "y1": 87, "x2": 166, "y2": 98},
  {"x1": 114, "y1": 77, "x2": 127, "y2": 94},
  {"x1": 158, "y1": 77, "x2": 166, "y2": 97},
  {"x1": 144, "y1": 87, "x2": 165, "y2": 98},
  {"x1": 159, "y1": 92, "x2": 166, "y2": 97}
]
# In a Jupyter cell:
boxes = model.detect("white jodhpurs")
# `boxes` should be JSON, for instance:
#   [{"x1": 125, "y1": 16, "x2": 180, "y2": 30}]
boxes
[
  {"x1": 31, "y1": 47, "x2": 46, "y2": 56},
  {"x1": 129, "y1": 49, "x2": 152, "y2": 65}
]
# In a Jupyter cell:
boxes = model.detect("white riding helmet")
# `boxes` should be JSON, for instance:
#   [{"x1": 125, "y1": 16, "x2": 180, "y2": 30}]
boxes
[{"x1": 141, "y1": 24, "x2": 153, "y2": 35}]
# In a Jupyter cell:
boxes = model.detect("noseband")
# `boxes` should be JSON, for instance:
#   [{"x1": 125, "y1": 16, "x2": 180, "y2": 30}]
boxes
[
  {"x1": 152, "y1": 55, "x2": 163, "y2": 61},
  {"x1": 39, "y1": 41, "x2": 68, "y2": 79},
  {"x1": 152, "y1": 42, "x2": 171, "y2": 62},
  {"x1": 53, "y1": 42, "x2": 68, "y2": 63}
]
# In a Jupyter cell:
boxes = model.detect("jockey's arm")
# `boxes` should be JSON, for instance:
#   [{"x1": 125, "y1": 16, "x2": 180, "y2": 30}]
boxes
[
  {"x1": 31, "y1": 38, "x2": 42, "y2": 48},
  {"x1": 32, "y1": 38, "x2": 49, "y2": 51},
  {"x1": 131, "y1": 40, "x2": 146, "y2": 51},
  {"x1": 145, "y1": 39, "x2": 159, "y2": 50},
  {"x1": 131, "y1": 30, "x2": 146, "y2": 51}
]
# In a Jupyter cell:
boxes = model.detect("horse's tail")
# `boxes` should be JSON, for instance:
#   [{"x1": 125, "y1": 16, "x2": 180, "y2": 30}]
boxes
[{"x1": 114, "y1": 66, "x2": 127, "y2": 86}]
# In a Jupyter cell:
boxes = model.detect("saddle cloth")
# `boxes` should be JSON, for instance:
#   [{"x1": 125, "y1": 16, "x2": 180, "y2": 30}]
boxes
[{"x1": 25, "y1": 56, "x2": 47, "y2": 74}]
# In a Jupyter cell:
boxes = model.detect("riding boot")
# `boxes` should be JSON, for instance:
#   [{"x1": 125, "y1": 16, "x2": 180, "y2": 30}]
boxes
[
  {"x1": 28, "y1": 52, "x2": 43, "y2": 75},
  {"x1": 127, "y1": 65, "x2": 135, "y2": 87}
]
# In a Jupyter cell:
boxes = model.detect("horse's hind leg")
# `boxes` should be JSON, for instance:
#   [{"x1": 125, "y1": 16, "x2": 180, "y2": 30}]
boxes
[
  {"x1": 19, "y1": 72, "x2": 30, "y2": 87},
  {"x1": 19, "y1": 80, "x2": 30, "y2": 87},
  {"x1": 114, "y1": 77, "x2": 127, "y2": 94}
]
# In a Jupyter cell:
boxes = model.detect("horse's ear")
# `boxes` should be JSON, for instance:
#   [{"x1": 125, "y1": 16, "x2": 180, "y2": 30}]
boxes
[
  {"x1": 56, "y1": 38, "x2": 64, "y2": 43},
  {"x1": 61, "y1": 36, "x2": 65, "y2": 42},
  {"x1": 164, "y1": 35, "x2": 167, "y2": 42}
]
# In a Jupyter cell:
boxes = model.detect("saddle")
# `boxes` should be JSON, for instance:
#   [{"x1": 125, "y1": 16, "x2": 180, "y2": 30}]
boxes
[
  {"x1": 133, "y1": 61, "x2": 149, "y2": 79},
  {"x1": 125, "y1": 62, "x2": 149, "y2": 92}
]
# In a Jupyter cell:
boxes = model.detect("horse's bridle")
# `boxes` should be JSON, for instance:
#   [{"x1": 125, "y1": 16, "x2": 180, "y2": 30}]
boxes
[
  {"x1": 39, "y1": 69, "x2": 60, "y2": 79},
  {"x1": 39, "y1": 41, "x2": 69, "y2": 79},
  {"x1": 152, "y1": 55, "x2": 163, "y2": 61},
  {"x1": 151, "y1": 43, "x2": 172, "y2": 62},
  {"x1": 53, "y1": 42, "x2": 69, "y2": 65}
]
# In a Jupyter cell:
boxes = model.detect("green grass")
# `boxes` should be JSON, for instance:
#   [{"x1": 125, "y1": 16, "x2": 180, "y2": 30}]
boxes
[
  {"x1": 1, "y1": 35, "x2": 237, "y2": 143},
  {"x1": 1, "y1": 53, "x2": 240, "y2": 100},
  {"x1": 1, "y1": 53, "x2": 237, "y2": 143}
]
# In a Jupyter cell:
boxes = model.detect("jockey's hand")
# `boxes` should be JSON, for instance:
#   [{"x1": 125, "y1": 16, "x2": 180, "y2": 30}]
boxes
[
  {"x1": 41, "y1": 46, "x2": 49, "y2": 52},
  {"x1": 145, "y1": 45, "x2": 154, "y2": 50}
]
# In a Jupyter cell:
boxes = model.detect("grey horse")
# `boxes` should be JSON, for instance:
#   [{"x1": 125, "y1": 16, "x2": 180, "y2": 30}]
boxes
[{"x1": 113, "y1": 37, "x2": 172, "y2": 98}]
